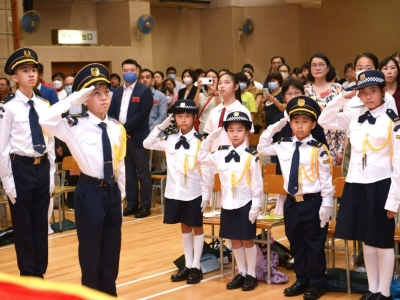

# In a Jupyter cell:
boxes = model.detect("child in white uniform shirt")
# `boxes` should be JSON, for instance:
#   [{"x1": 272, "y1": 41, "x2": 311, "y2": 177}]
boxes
[
  {"x1": 258, "y1": 96, "x2": 334, "y2": 300},
  {"x1": 319, "y1": 70, "x2": 400, "y2": 300},
  {"x1": 198, "y1": 111, "x2": 262, "y2": 291},
  {"x1": 143, "y1": 99, "x2": 212, "y2": 285}
]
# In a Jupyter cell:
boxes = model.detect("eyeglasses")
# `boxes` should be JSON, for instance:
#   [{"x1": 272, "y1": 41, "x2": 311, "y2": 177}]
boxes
[
  {"x1": 285, "y1": 91, "x2": 302, "y2": 98},
  {"x1": 311, "y1": 63, "x2": 327, "y2": 69}
]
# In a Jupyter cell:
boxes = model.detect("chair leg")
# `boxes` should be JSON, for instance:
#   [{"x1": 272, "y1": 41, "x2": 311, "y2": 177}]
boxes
[
  {"x1": 395, "y1": 242, "x2": 399, "y2": 275},
  {"x1": 331, "y1": 237, "x2": 335, "y2": 268},
  {"x1": 267, "y1": 229, "x2": 271, "y2": 284},
  {"x1": 345, "y1": 240, "x2": 351, "y2": 293},
  {"x1": 161, "y1": 177, "x2": 166, "y2": 215},
  {"x1": 219, "y1": 237, "x2": 224, "y2": 277}
]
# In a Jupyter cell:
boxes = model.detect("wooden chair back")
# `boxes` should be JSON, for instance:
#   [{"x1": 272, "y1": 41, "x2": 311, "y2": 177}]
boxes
[
  {"x1": 333, "y1": 177, "x2": 345, "y2": 198},
  {"x1": 62, "y1": 156, "x2": 80, "y2": 172},
  {"x1": 213, "y1": 174, "x2": 221, "y2": 192},
  {"x1": 249, "y1": 134, "x2": 260, "y2": 147},
  {"x1": 263, "y1": 163, "x2": 276, "y2": 177},
  {"x1": 263, "y1": 174, "x2": 286, "y2": 195},
  {"x1": 332, "y1": 166, "x2": 342, "y2": 181}
]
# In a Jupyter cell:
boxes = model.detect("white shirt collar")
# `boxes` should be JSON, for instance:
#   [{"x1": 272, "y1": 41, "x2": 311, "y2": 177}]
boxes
[
  {"x1": 230, "y1": 141, "x2": 247, "y2": 155},
  {"x1": 123, "y1": 81, "x2": 137, "y2": 91},
  {"x1": 178, "y1": 127, "x2": 195, "y2": 141},
  {"x1": 16, "y1": 89, "x2": 33, "y2": 103},
  {"x1": 87, "y1": 111, "x2": 109, "y2": 126},
  {"x1": 216, "y1": 100, "x2": 241, "y2": 112},
  {"x1": 292, "y1": 134, "x2": 313, "y2": 144}
]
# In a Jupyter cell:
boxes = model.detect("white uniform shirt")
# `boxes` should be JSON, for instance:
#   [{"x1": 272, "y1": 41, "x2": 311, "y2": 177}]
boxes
[
  {"x1": 318, "y1": 94, "x2": 400, "y2": 212},
  {"x1": 203, "y1": 100, "x2": 254, "y2": 151},
  {"x1": 198, "y1": 141, "x2": 263, "y2": 210},
  {"x1": 119, "y1": 82, "x2": 137, "y2": 124},
  {"x1": 39, "y1": 98, "x2": 126, "y2": 199},
  {"x1": 257, "y1": 131, "x2": 334, "y2": 206},
  {"x1": 0, "y1": 90, "x2": 56, "y2": 190},
  {"x1": 143, "y1": 127, "x2": 212, "y2": 201}
]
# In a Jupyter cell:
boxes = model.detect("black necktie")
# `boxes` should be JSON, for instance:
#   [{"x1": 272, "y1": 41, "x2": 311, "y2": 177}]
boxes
[
  {"x1": 225, "y1": 150, "x2": 240, "y2": 163},
  {"x1": 358, "y1": 111, "x2": 376, "y2": 125},
  {"x1": 288, "y1": 141, "x2": 302, "y2": 195},
  {"x1": 175, "y1": 136, "x2": 190, "y2": 149},
  {"x1": 98, "y1": 122, "x2": 114, "y2": 186},
  {"x1": 28, "y1": 100, "x2": 46, "y2": 154}
]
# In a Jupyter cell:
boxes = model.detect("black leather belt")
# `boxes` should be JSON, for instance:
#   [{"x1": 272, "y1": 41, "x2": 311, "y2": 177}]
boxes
[
  {"x1": 288, "y1": 192, "x2": 321, "y2": 202},
  {"x1": 10, "y1": 153, "x2": 48, "y2": 165},
  {"x1": 80, "y1": 173, "x2": 108, "y2": 187}
]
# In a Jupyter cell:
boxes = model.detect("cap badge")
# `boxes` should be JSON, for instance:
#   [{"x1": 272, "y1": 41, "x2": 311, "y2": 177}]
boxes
[
  {"x1": 298, "y1": 99, "x2": 305, "y2": 106},
  {"x1": 234, "y1": 112, "x2": 239, "y2": 116},
  {"x1": 180, "y1": 102, "x2": 185, "y2": 107},
  {"x1": 24, "y1": 50, "x2": 33, "y2": 59},
  {"x1": 360, "y1": 74, "x2": 365, "y2": 81},
  {"x1": 91, "y1": 67, "x2": 100, "y2": 77}
]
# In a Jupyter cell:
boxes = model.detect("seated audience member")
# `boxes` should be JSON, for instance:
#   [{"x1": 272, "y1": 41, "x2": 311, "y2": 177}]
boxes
[
  {"x1": 379, "y1": 57, "x2": 400, "y2": 111},
  {"x1": 342, "y1": 63, "x2": 356, "y2": 90},
  {"x1": 109, "y1": 73, "x2": 121, "y2": 92},
  {"x1": 178, "y1": 69, "x2": 199, "y2": 100},
  {"x1": 153, "y1": 71, "x2": 164, "y2": 91},
  {"x1": 36, "y1": 63, "x2": 58, "y2": 106},
  {"x1": 236, "y1": 72, "x2": 257, "y2": 124},
  {"x1": 52, "y1": 72, "x2": 67, "y2": 101},
  {"x1": 241, "y1": 63, "x2": 263, "y2": 89},
  {"x1": 166, "y1": 66, "x2": 183, "y2": 94},
  {"x1": 278, "y1": 64, "x2": 291, "y2": 83}
]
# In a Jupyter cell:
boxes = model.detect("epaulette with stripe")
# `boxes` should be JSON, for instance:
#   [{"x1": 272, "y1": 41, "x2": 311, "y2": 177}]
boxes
[
  {"x1": 194, "y1": 132, "x2": 206, "y2": 141},
  {"x1": 245, "y1": 146, "x2": 258, "y2": 155},
  {"x1": 66, "y1": 112, "x2": 89, "y2": 127},
  {"x1": 4, "y1": 93, "x2": 15, "y2": 103},
  {"x1": 218, "y1": 145, "x2": 230, "y2": 150},
  {"x1": 307, "y1": 139, "x2": 323, "y2": 147},
  {"x1": 0, "y1": 99, "x2": 4, "y2": 104},
  {"x1": 387, "y1": 109, "x2": 400, "y2": 124},
  {"x1": 278, "y1": 137, "x2": 292, "y2": 144}
]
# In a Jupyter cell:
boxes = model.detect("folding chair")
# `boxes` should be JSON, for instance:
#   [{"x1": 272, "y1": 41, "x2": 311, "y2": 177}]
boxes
[
  {"x1": 263, "y1": 163, "x2": 276, "y2": 177},
  {"x1": 332, "y1": 165, "x2": 342, "y2": 181},
  {"x1": 261, "y1": 174, "x2": 284, "y2": 216}
]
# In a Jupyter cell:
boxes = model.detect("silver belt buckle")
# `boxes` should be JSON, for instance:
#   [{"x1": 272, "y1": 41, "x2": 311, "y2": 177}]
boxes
[
  {"x1": 33, "y1": 157, "x2": 42, "y2": 165},
  {"x1": 294, "y1": 195, "x2": 304, "y2": 202}
]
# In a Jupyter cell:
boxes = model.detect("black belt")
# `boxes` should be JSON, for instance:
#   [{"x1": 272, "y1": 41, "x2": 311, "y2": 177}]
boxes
[
  {"x1": 287, "y1": 192, "x2": 321, "y2": 202},
  {"x1": 10, "y1": 153, "x2": 48, "y2": 165},
  {"x1": 80, "y1": 173, "x2": 108, "y2": 187}
]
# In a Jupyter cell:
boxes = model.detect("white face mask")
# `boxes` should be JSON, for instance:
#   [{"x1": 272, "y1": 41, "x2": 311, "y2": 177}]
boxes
[
  {"x1": 183, "y1": 77, "x2": 193, "y2": 85},
  {"x1": 166, "y1": 96, "x2": 173, "y2": 104},
  {"x1": 280, "y1": 72, "x2": 289, "y2": 80},
  {"x1": 53, "y1": 80, "x2": 63, "y2": 89}
]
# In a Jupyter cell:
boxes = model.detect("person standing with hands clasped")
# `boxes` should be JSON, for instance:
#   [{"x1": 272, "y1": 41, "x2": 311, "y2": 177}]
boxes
[
  {"x1": 198, "y1": 111, "x2": 262, "y2": 292},
  {"x1": 144, "y1": 99, "x2": 212, "y2": 284},
  {"x1": 0, "y1": 48, "x2": 56, "y2": 278},
  {"x1": 39, "y1": 64, "x2": 126, "y2": 296},
  {"x1": 319, "y1": 70, "x2": 400, "y2": 300},
  {"x1": 257, "y1": 96, "x2": 334, "y2": 300}
]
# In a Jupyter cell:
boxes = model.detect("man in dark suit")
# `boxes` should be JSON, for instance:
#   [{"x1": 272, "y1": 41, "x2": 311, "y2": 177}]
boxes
[
  {"x1": 36, "y1": 63, "x2": 58, "y2": 106},
  {"x1": 108, "y1": 59, "x2": 153, "y2": 218}
]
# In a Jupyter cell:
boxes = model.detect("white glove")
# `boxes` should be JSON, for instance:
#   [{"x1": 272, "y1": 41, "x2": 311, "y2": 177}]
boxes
[
  {"x1": 5, "y1": 188, "x2": 17, "y2": 204},
  {"x1": 206, "y1": 127, "x2": 224, "y2": 142},
  {"x1": 249, "y1": 207, "x2": 260, "y2": 224},
  {"x1": 50, "y1": 183, "x2": 54, "y2": 195},
  {"x1": 201, "y1": 199, "x2": 209, "y2": 212},
  {"x1": 319, "y1": 205, "x2": 332, "y2": 228},
  {"x1": 157, "y1": 114, "x2": 173, "y2": 131},
  {"x1": 69, "y1": 86, "x2": 95, "y2": 107},
  {"x1": 266, "y1": 118, "x2": 287, "y2": 135},
  {"x1": 284, "y1": 110, "x2": 290, "y2": 122}
]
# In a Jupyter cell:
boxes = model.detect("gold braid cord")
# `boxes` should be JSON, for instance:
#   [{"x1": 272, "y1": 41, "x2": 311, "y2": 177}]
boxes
[
  {"x1": 184, "y1": 140, "x2": 201, "y2": 182},
  {"x1": 362, "y1": 121, "x2": 393, "y2": 168},
  {"x1": 112, "y1": 123, "x2": 127, "y2": 179},
  {"x1": 230, "y1": 154, "x2": 252, "y2": 197}
]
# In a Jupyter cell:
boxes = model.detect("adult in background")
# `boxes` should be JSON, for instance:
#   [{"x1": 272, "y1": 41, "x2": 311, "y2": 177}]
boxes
[
  {"x1": 108, "y1": 59, "x2": 153, "y2": 218},
  {"x1": 304, "y1": 52, "x2": 345, "y2": 166},
  {"x1": 341, "y1": 63, "x2": 356, "y2": 90},
  {"x1": 379, "y1": 57, "x2": 400, "y2": 111},
  {"x1": 166, "y1": 66, "x2": 183, "y2": 94},
  {"x1": 241, "y1": 63, "x2": 263, "y2": 90},
  {"x1": 392, "y1": 52, "x2": 400, "y2": 66},
  {"x1": 109, "y1": 73, "x2": 121, "y2": 92},
  {"x1": 0, "y1": 77, "x2": 11, "y2": 101},
  {"x1": 163, "y1": 78, "x2": 178, "y2": 102},
  {"x1": 52, "y1": 72, "x2": 67, "y2": 101},
  {"x1": 278, "y1": 64, "x2": 291, "y2": 83},
  {"x1": 178, "y1": 69, "x2": 198, "y2": 100},
  {"x1": 269, "y1": 56, "x2": 285, "y2": 74},
  {"x1": 153, "y1": 71, "x2": 164, "y2": 91},
  {"x1": 64, "y1": 74, "x2": 74, "y2": 97},
  {"x1": 261, "y1": 71, "x2": 285, "y2": 129},
  {"x1": 139, "y1": 68, "x2": 167, "y2": 171},
  {"x1": 243, "y1": 70, "x2": 263, "y2": 133},
  {"x1": 36, "y1": 64, "x2": 58, "y2": 106},
  {"x1": 301, "y1": 62, "x2": 311, "y2": 84}
]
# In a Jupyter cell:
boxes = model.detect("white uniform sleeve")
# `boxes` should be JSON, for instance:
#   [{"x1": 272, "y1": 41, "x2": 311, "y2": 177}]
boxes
[
  {"x1": 200, "y1": 161, "x2": 213, "y2": 202},
  {"x1": 117, "y1": 127, "x2": 126, "y2": 201},
  {"x1": 143, "y1": 127, "x2": 167, "y2": 151},
  {"x1": 250, "y1": 154, "x2": 263, "y2": 210},
  {"x1": 318, "y1": 94, "x2": 353, "y2": 131},
  {"x1": 318, "y1": 146, "x2": 334, "y2": 207},
  {"x1": 47, "y1": 134, "x2": 56, "y2": 185},
  {"x1": 198, "y1": 140, "x2": 217, "y2": 166},
  {"x1": 256, "y1": 120, "x2": 286, "y2": 156},
  {"x1": 0, "y1": 107, "x2": 14, "y2": 190},
  {"x1": 385, "y1": 127, "x2": 400, "y2": 212}
]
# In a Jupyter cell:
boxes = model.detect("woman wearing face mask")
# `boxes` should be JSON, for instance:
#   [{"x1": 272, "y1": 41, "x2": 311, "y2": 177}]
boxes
[
  {"x1": 194, "y1": 69, "x2": 222, "y2": 134},
  {"x1": 262, "y1": 71, "x2": 285, "y2": 129},
  {"x1": 163, "y1": 78, "x2": 178, "y2": 102},
  {"x1": 178, "y1": 69, "x2": 198, "y2": 100},
  {"x1": 304, "y1": 52, "x2": 345, "y2": 166},
  {"x1": 278, "y1": 64, "x2": 291, "y2": 83},
  {"x1": 379, "y1": 57, "x2": 400, "y2": 111},
  {"x1": 160, "y1": 86, "x2": 179, "y2": 135}
]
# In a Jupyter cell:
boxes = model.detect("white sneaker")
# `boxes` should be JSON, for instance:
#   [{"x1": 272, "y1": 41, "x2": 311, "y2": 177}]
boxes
[{"x1": 48, "y1": 224, "x2": 54, "y2": 235}]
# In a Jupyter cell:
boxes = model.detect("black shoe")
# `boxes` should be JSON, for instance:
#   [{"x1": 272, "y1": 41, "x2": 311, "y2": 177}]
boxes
[
  {"x1": 226, "y1": 273, "x2": 246, "y2": 290},
  {"x1": 187, "y1": 268, "x2": 203, "y2": 284},
  {"x1": 286, "y1": 261, "x2": 294, "y2": 270},
  {"x1": 360, "y1": 291, "x2": 376, "y2": 300},
  {"x1": 303, "y1": 285, "x2": 324, "y2": 300},
  {"x1": 135, "y1": 208, "x2": 151, "y2": 218},
  {"x1": 284, "y1": 281, "x2": 308, "y2": 296},
  {"x1": 123, "y1": 207, "x2": 139, "y2": 216},
  {"x1": 171, "y1": 267, "x2": 190, "y2": 282},
  {"x1": 242, "y1": 274, "x2": 258, "y2": 291},
  {"x1": 373, "y1": 293, "x2": 392, "y2": 300}
]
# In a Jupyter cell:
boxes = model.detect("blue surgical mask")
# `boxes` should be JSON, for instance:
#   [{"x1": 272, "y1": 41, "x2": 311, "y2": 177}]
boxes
[
  {"x1": 268, "y1": 81, "x2": 279, "y2": 91},
  {"x1": 239, "y1": 82, "x2": 247, "y2": 91},
  {"x1": 168, "y1": 74, "x2": 176, "y2": 80},
  {"x1": 65, "y1": 85, "x2": 72, "y2": 95},
  {"x1": 123, "y1": 72, "x2": 137, "y2": 84}
]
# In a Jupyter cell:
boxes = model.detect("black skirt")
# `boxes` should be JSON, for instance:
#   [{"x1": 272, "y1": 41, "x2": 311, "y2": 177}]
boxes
[
  {"x1": 334, "y1": 178, "x2": 394, "y2": 248},
  {"x1": 219, "y1": 200, "x2": 256, "y2": 240},
  {"x1": 163, "y1": 196, "x2": 203, "y2": 227}
]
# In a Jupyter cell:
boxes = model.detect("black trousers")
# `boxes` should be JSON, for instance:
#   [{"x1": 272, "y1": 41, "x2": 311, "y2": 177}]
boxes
[
  {"x1": 125, "y1": 141, "x2": 151, "y2": 210},
  {"x1": 284, "y1": 195, "x2": 327, "y2": 287},
  {"x1": 9, "y1": 158, "x2": 50, "y2": 277},
  {"x1": 74, "y1": 179, "x2": 122, "y2": 296}
]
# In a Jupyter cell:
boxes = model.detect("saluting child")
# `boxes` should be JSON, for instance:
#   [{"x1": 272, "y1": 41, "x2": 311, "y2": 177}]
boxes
[
  {"x1": 319, "y1": 70, "x2": 400, "y2": 300},
  {"x1": 143, "y1": 99, "x2": 212, "y2": 284},
  {"x1": 257, "y1": 96, "x2": 334, "y2": 300},
  {"x1": 39, "y1": 64, "x2": 125, "y2": 296},
  {"x1": 198, "y1": 111, "x2": 262, "y2": 292}
]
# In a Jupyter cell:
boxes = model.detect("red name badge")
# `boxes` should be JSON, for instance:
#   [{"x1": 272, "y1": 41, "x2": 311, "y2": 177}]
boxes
[
  {"x1": 153, "y1": 99, "x2": 158, "y2": 105},
  {"x1": 132, "y1": 96, "x2": 140, "y2": 103}
]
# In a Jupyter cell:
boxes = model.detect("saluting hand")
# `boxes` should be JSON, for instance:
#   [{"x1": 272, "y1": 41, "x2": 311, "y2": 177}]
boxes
[
  {"x1": 207, "y1": 127, "x2": 224, "y2": 142},
  {"x1": 157, "y1": 114, "x2": 173, "y2": 131},
  {"x1": 68, "y1": 86, "x2": 95, "y2": 107},
  {"x1": 342, "y1": 90, "x2": 357, "y2": 100}
]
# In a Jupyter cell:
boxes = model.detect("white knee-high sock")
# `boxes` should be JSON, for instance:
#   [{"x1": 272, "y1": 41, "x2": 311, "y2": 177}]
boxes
[
  {"x1": 363, "y1": 243, "x2": 379, "y2": 293},
  {"x1": 377, "y1": 248, "x2": 394, "y2": 297},
  {"x1": 233, "y1": 246, "x2": 247, "y2": 276},
  {"x1": 245, "y1": 245, "x2": 257, "y2": 277},
  {"x1": 192, "y1": 234, "x2": 204, "y2": 269},
  {"x1": 182, "y1": 232, "x2": 194, "y2": 268}
]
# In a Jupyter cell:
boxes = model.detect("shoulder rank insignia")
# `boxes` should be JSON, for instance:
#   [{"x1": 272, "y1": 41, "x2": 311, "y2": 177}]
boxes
[
  {"x1": 4, "y1": 93, "x2": 15, "y2": 103},
  {"x1": 394, "y1": 125, "x2": 400, "y2": 132},
  {"x1": 218, "y1": 145, "x2": 230, "y2": 150},
  {"x1": 163, "y1": 129, "x2": 179, "y2": 140},
  {"x1": 245, "y1": 146, "x2": 258, "y2": 155},
  {"x1": 387, "y1": 109, "x2": 400, "y2": 123},
  {"x1": 278, "y1": 137, "x2": 292, "y2": 144},
  {"x1": 320, "y1": 150, "x2": 328, "y2": 157},
  {"x1": 66, "y1": 112, "x2": 89, "y2": 127},
  {"x1": 307, "y1": 140, "x2": 323, "y2": 147},
  {"x1": 194, "y1": 132, "x2": 206, "y2": 141},
  {"x1": 0, "y1": 99, "x2": 4, "y2": 104}
]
